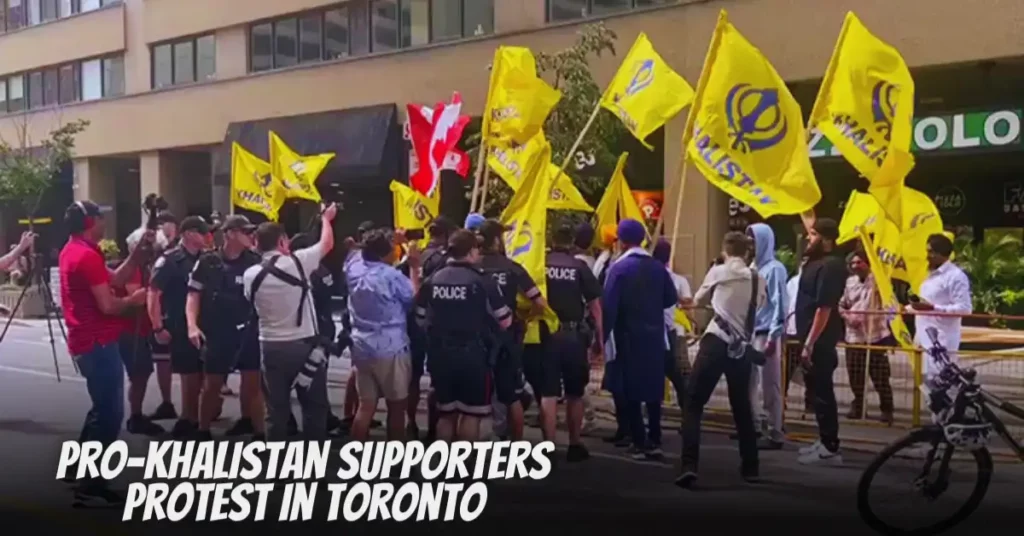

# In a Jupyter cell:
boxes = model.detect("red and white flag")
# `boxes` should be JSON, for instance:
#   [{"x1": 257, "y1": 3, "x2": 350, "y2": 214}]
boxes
[{"x1": 406, "y1": 92, "x2": 471, "y2": 197}]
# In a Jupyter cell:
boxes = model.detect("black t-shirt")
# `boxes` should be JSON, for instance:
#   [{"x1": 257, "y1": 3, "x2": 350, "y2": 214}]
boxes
[
  {"x1": 545, "y1": 249, "x2": 602, "y2": 323},
  {"x1": 150, "y1": 246, "x2": 199, "y2": 331},
  {"x1": 795, "y1": 253, "x2": 847, "y2": 346},
  {"x1": 477, "y1": 253, "x2": 541, "y2": 313},
  {"x1": 188, "y1": 249, "x2": 261, "y2": 334},
  {"x1": 420, "y1": 243, "x2": 449, "y2": 279}
]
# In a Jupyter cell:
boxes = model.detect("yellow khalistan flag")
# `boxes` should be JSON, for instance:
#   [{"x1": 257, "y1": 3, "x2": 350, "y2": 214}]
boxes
[
  {"x1": 838, "y1": 188, "x2": 943, "y2": 292},
  {"x1": 600, "y1": 32, "x2": 695, "y2": 149},
  {"x1": 499, "y1": 139, "x2": 560, "y2": 343},
  {"x1": 592, "y1": 153, "x2": 647, "y2": 247},
  {"x1": 488, "y1": 133, "x2": 593, "y2": 212},
  {"x1": 268, "y1": 131, "x2": 333, "y2": 203},
  {"x1": 390, "y1": 181, "x2": 439, "y2": 249},
  {"x1": 858, "y1": 226, "x2": 915, "y2": 353},
  {"x1": 683, "y1": 10, "x2": 821, "y2": 218},
  {"x1": 809, "y1": 12, "x2": 915, "y2": 227},
  {"x1": 231, "y1": 142, "x2": 284, "y2": 221},
  {"x1": 482, "y1": 47, "x2": 561, "y2": 148}
]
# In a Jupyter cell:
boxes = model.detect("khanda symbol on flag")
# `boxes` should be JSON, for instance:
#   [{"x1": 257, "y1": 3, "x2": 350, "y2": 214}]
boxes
[
  {"x1": 725, "y1": 85, "x2": 788, "y2": 153},
  {"x1": 503, "y1": 221, "x2": 534, "y2": 259},
  {"x1": 621, "y1": 59, "x2": 654, "y2": 98}
]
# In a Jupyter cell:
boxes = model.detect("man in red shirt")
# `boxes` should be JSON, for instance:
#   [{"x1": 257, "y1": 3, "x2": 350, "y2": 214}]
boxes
[{"x1": 59, "y1": 200, "x2": 148, "y2": 507}]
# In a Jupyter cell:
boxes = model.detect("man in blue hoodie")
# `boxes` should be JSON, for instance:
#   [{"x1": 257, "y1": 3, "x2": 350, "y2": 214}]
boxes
[{"x1": 746, "y1": 223, "x2": 788, "y2": 450}]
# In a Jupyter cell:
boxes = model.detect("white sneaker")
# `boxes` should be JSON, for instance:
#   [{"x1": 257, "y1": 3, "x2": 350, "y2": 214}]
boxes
[
  {"x1": 797, "y1": 442, "x2": 843, "y2": 465},
  {"x1": 798, "y1": 440, "x2": 822, "y2": 456}
]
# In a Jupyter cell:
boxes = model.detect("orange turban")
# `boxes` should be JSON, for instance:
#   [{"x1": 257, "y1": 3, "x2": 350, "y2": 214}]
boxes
[{"x1": 600, "y1": 224, "x2": 618, "y2": 247}]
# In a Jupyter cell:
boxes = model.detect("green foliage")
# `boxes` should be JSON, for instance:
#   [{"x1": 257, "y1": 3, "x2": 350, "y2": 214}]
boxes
[
  {"x1": 0, "y1": 119, "x2": 89, "y2": 216},
  {"x1": 776, "y1": 245, "x2": 797, "y2": 275},
  {"x1": 953, "y1": 232, "x2": 1024, "y2": 327},
  {"x1": 465, "y1": 23, "x2": 628, "y2": 231}
]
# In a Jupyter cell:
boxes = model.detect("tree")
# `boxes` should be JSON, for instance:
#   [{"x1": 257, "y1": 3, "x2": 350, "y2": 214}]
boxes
[
  {"x1": 464, "y1": 23, "x2": 628, "y2": 229},
  {"x1": 0, "y1": 117, "x2": 90, "y2": 226}
]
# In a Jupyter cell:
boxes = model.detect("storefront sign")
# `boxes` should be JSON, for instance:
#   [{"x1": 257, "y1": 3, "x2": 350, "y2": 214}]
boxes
[
  {"x1": 933, "y1": 186, "x2": 966, "y2": 217},
  {"x1": 810, "y1": 109, "x2": 1022, "y2": 157},
  {"x1": 633, "y1": 190, "x2": 663, "y2": 221}
]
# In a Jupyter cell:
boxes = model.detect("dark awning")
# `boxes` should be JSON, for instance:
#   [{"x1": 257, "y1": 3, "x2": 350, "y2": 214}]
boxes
[{"x1": 213, "y1": 103, "x2": 403, "y2": 191}]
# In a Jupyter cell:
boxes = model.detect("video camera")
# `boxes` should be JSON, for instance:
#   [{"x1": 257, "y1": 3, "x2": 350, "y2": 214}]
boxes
[{"x1": 143, "y1": 193, "x2": 169, "y2": 231}]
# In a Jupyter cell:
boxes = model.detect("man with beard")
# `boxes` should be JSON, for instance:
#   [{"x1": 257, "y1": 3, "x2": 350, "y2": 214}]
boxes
[
  {"x1": 794, "y1": 218, "x2": 848, "y2": 465},
  {"x1": 910, "y1": 233, "x2": 972, "y2": 376}
]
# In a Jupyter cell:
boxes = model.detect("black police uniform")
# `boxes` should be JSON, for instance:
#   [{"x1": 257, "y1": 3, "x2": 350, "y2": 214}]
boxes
[
  {"x1": 415, "y1": 260, "x2": 510, "y2": 416},
  {"x1": 524, "y1": 248, "x2": 602, "y2": 399},
  {"x1": 151, "y1": 245, "x2": 201, "y2": 374},
  {"x1": 408, "y1": 243, "x2": 449, "y2": 380},
  {"x1": 187, "y1": 248, "x2": 262, "y2": 374},
  {"x1": 478, "y1": 252, "x2": 541, "y2": 405}
]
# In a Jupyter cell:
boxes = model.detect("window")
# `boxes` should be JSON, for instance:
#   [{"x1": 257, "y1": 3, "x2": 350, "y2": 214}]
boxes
[
  {"x1": 371, "y1": 0, "x2": 398, "y2": 52},
  {"x1": 196, "y1": 35, "x2": 216, "y2": 81},
  {"x1": 463, "y1": 0, "x2": 493, "y2": 37},
  {"x1": 59, "y1": 0, "x2": 75, "y2": 18},
  {"x1": 247, "y1": 1, "x2": 490, "y2": 73},
  {"x1": 28, "y1": 71, "x2": 42, "y2": 108},
  {"x1": 250, "y1": 23, "x2": 273, "y2": 72},
  {"x1": 298, "y1": 15, "x2": 322, "y2": 63},
  {"x1": 173, "y1": 40, "x2": 194, "y2": 84},
  {"x1": 7, "y1": 75, "x2": 24, "y2": 111},
  {"x1": 80, "y1": 0, "x2": 98, "y2": 11},
  {"x1": 0, "y1": 80, "x2": 5, "y2": 112},
  {"x1": 349, "y1": 1, "x2": 370, "y2": 55},
  {"x1": 58, "y1": 62, "x2": 79, "y2": 104},
  {"x1": 102, "y1": 55, "x2": 123, "y2": 96},
  {"x1": 42, "y1": 67, "x2": 58, "y2": 105},
  {"x1": 151, "y1": 35, "x2": 215, "y2": 88},
  {"x1": 7, "y1": 0, "x2": 25, "y2": 30},
  {"x1": 274, "y1": 18, "x2": 298, "y2": 68},
  {"x1": 401, "y1": 0, "x2": 428, "y2": 49},
  {"x1": 431, "y1": 0, "x2": 460, "y2": 42},
  {"x1": 323, "y1": 8, "x2": 349, "y2": 60},
  {"x1": 81, "y1": 59, "x2": 101, "y2": 100},
  {"x1": 27, "y1": 0, "x2": 39, "y2": 25},
  {"x1": 548, "y1": 0, "x2": 674, "y2": 21},
  {"x1": 152, "y1": 43, "x2": 172, "y2": 88},
  {"x1": 40, "y1": 0, "x2": 58, "y2": 22}
]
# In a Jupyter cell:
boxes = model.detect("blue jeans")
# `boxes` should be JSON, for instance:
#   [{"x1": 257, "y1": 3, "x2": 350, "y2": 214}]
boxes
[{"x1": 75, "y1": 342, "x2": 125, "y2": 450}]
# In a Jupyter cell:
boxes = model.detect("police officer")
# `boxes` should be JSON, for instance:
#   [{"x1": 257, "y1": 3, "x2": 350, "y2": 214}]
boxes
[
  {"x1": 290, "y1": 232, "x2": 345, "y2": 435},
  {"x1": 149, "y1": 210, "x2": 180, "y2": 422},
  {"x1": 421, "y1": 216, "x2": 457, "y2": 278},
  {"x1": 409, "y1": 215, "x2": 456, "y2": 440},
  {"x1": 414, "y1": 229, "x2": 511, "y2": 442},
  {"x1": 185, "y1": 215, "x2": 265, "y2": 440},
  {"x1": 475, "y1": 219, "x2": 546, "y2": 441},
  {"x1": 526, "y1": 225, "x2": 603, "y2": 462},
  {"x1": 148, "y1": 216, "x2": 211, "y2": 438}
]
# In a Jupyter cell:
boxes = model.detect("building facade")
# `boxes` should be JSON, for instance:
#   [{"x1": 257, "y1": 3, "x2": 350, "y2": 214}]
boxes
[{"x1": 0, "y1": 0, "x2": 1022, "y2": 278}]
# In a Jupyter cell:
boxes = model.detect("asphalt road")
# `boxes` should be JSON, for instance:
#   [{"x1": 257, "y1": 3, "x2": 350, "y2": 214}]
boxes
[{"x1": 0, "y1": 321, "x2": 1022, "y2": 534}]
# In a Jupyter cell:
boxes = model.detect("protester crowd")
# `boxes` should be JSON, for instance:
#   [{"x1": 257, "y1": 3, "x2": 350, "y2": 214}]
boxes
[{"x1": 39, "y1": 197, "x2": 972, "y2": 508}]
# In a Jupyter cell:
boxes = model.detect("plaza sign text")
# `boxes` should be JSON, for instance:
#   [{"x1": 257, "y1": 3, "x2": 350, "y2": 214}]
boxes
[{"x1": 810, "y1": 109, "x2": 1022, "y2": 158}]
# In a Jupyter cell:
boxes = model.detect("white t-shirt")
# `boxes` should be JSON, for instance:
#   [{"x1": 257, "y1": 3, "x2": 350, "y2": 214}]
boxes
[
  {"x1": 665, "y1": 270, "x2": 692, "y2": 334},
  {"x1": 244, "y1": 243, "x2": 325, "y2": 342}
]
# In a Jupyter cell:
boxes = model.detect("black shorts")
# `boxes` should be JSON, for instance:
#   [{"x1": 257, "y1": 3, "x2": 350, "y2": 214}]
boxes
[
  {"x1": 522, "y1": 329, "x2": 589, "y2": 399},
  {"x1": 119, "y1": 334, "x2": 153, "y2": 377},
  {"x1": 169, "y1": 329, "x2": 202, "y2": 375},
  {"x1": 427, "y1": 342, "x2": 492, "y2": 416},
  {"x1": 493, "y1": 329, "x2": 526, "y2": 405},
  {"x1": 202, "y1": 332, "x2": 260, "y2": 375}
]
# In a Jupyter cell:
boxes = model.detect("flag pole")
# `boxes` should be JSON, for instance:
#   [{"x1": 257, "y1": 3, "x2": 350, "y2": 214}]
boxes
[
  {"x1": 478, "y1": 165, "x2": 493, "y2": 213},
  {"x1": 548, "y1": 101, "x2": 602, "y2": 199},
  {"x1": 469, "y1": 142, "x2": 487, "y2": 213}
]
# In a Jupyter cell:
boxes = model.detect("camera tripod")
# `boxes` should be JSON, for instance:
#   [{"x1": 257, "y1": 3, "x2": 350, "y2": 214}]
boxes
[{"x1": 0, "y1": 253, "x2": 68, "y2": 381}]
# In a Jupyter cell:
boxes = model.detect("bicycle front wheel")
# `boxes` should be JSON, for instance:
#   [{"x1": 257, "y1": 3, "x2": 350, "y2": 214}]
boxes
[{"x1": 856, "y1": 427, "x2": 993, "y2": 535}]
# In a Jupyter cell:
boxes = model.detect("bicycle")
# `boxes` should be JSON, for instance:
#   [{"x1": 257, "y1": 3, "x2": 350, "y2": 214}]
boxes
[{"x1": 856, "y1": 327, "x2": 1024, "y2": 535}]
